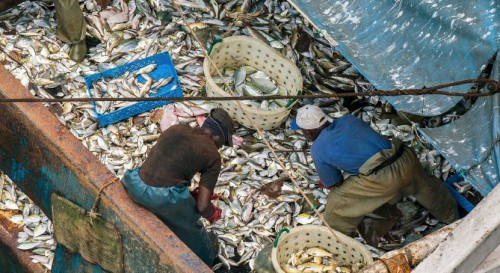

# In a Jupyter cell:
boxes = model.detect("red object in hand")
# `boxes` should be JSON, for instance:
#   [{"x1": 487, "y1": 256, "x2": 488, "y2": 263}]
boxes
[
  {"x1": 205, "y1": 204, "x2": 222, "y2": 224},
  {"x1": 318, "y1": 180, "x2": 333, "y2": 190},
  {"x1": 210, "y1": 194, "x2": 219, "y2": 200},
  {"x1": 190, "y1": 188, "x2": 200, "y2": 201},
  {"x1": 190, "y1": 187, "x2": 219, "y2": 202}
]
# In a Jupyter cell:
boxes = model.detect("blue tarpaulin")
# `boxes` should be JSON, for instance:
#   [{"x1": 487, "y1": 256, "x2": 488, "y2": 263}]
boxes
[
  {"x1": 288, "y1": 0, "x2": 499, "y2": 195},
  {"x1": 289, "y1": 0, "x2": 498, "y2": 116},
  {"x1": 420, "y1": 56, "x2": 500, "y2": 196}
]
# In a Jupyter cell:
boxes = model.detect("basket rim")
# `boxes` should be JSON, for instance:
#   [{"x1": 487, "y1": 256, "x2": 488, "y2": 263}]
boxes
[
  {"x1": 270, "y1": 225, "x2": 374, "y2": 273},
  {"x1": 203, "y1": 36, "x2": 302, "y2": 115}
]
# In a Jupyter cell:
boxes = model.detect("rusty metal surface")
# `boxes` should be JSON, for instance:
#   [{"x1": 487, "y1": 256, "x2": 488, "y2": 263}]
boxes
[
  {"x1": 0, "y1": 64, "x2": 211, "y2": 272},
  {"x1": 378, "y1": 253, "x2": 411, "y2": 273},
  {"x1": 0, "y1": 212, "x2": 46, "y2": 273}
]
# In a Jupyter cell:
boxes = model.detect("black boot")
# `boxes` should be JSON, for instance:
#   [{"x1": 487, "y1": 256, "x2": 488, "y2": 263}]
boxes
[{"x1": 69, "y1": 40, "x2": 87, "y2": 63}]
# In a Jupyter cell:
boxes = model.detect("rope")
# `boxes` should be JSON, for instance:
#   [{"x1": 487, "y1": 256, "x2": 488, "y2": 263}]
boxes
[
  {"x1": 411, "y1": 123, "x2": 429, "y2": 146},
  {"x1": 0, "y1": 79, "x2": 498, "y2": 103},
  {"x1": 88, "y1": 177, "x2": 120, "y2": 223},
  {"x1": 0, "y1": 45, "x2": 32, "y2": 78},
  {"x1": 169, "y1": 0, "x2": 362, "y2": 265}
]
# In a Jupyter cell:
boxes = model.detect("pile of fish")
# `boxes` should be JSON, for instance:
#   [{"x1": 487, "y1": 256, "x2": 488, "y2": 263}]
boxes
[
  {"x1": 0, "y1": 0, "x2": 476, "y2": 271},
  {"x1": 212, "y1": 65, "x2": 289, "y2": 109},
  {"x1": 89, "y1": 63, "x2": 177, "y2": 114},
  {"x1": 282, "y1": 246, "x2": 362, "y2": 273},
  {"x1": 0, "y1": 172, "x2": 55, "y2": 270}
]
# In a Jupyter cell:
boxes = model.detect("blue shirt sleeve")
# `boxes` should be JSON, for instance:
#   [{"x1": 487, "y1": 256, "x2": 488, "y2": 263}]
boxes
[{"x1": 314, "y1": 160, "x2": 343, "y2": 187}]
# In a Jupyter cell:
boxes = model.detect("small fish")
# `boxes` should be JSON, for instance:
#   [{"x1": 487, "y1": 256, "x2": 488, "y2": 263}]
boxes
[
  {"x1": 281, "y1": 264, "x2": 301, "y2": 273},
  {"x1": 138, "y1": 74, "x2": 154, "y2": 98},
  {"x1": 234, "y1": 67, "x2": 246, "y2": 87},
  {"x1": 30, "y1": 255, "x2": 50, "y2": 264},
  {"x1": 295, "y1": 213, "x2": 316, "y2": 225},
  {"x1": 10, "y1": 214, "x2": 25, "y2": 225},
  {"x1": 305, "y1": 247, "x2": 333, "y2": 258},
  {"x1": 24, "y1": 214, "x2": 41, "y2": 224},
  {"x1": 33, "y1": 223, "x2": 47, "y2": 237},
  {"x1": 5, "y1": 200, "x2": 19, "y2": 210},
  {"x1": 134, "y1": 64, "x2": 157, "y2": 76},
  {"x1": 151, "y1": 76, "x2": 174, "y2": 90},
  {"x1": 17, "y1": 242, "x2": 41, "y2": 250},
  {"x1": 241, "y1": 201, "x2": 254, "y2": 223},
  {"x1": 297, "y1": 262, "x2": 332, "y2": 272}
]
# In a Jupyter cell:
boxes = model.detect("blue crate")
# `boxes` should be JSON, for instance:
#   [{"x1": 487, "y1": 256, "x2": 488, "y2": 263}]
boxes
[{"x1": 84, "y1": 52, "x2": 183, "y2": 127}]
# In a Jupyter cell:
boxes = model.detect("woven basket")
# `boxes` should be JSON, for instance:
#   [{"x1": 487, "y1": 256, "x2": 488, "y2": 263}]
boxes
[
  {"x1": 271, "y1": 225, "x2": 373, "y2": 273},
  {"x1": 203, "y1": 36, "x2": 302, "y2": 131}
]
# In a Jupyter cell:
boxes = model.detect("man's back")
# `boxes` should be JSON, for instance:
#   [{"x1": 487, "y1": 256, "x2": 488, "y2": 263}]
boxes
[
  {"x1": 139, "y1": 124, "x2": 221, "y2": 187},
  {"x1": 312, "y1": 114, "x2": 391, "y2": 175}
]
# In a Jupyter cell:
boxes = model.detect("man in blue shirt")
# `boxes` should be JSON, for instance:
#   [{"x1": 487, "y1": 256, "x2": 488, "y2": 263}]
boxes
[{"x1": 295, "y1": 105, "x2": 459, "y2": 236}]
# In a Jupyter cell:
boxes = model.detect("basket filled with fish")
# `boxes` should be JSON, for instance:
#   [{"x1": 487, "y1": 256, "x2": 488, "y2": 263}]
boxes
[
  {"x1": 272, "y1": 225, "x2": 373, "y2": 273},
  {"x1": 84, "y1": 52, "x2": 183, "y2": 127},
  {"x1": 203, "y1": 36, "x2": 302, "y2": 131}
]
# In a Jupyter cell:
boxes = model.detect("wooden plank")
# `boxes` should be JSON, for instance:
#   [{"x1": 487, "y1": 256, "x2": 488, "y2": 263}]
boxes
[
  {"x1": 473, "y1": 244, "x2": 500, "y2": 273},
  {"x1": 413, "y1": 184, "x2": 500, "y2": 273},
  {"x1": 52, "y1": 193, "x2": 123, "y2": 273}
]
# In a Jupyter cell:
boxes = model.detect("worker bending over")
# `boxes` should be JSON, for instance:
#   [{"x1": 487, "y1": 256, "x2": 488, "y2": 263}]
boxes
[
  {"x1": 121, "y1": 108, "x2": 235, "y2": 265},
  {"x1": 294, "y1": 105, "x2": 459, "y2": 236}
]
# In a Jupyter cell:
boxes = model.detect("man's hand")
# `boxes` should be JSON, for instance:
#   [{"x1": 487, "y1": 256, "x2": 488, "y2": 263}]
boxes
[
  {"x1": 190, "y1": 187, "x2": 219, "y2": 202},
  {"x1": 205, "y1": 204, "x2": 222, "y2": 224}
]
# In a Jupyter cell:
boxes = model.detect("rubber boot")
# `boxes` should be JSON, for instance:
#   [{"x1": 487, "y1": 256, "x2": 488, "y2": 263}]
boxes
[
  {"x1": 207, "y1": 231, "x2": 219, "y2": 264},
  {"x1": 254, "y1": 243, "x2": 276, "y2": 273},
  {"x1": 53, "y1": 0, "x2": 87, "y2": 62},
  {"x1": 69, "y1": 40, "x2": 87, "y2": 63}
]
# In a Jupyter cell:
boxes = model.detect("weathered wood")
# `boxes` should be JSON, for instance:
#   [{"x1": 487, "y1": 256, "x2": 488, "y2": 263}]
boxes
[
  {"x1": 358, "y1": 220, "x2": 460, "y2": 273},
  {"x1": 52, "y1": 193, "x2": 123, "y2": 273},
  {"x1": 413, "y1": 184, "x2": 500, "y2": 273},
  {"x1": 473, "y1": 244, "x2": 500, "y2": 273}
]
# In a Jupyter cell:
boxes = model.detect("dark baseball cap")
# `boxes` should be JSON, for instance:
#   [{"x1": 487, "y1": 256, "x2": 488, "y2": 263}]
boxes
[{"x1": 210, "y1": 108, "x2": 235, "y2": 146}]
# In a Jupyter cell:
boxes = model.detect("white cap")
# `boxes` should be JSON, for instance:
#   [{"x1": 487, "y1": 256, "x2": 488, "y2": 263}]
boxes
[{"x1": 296, "y1": 105, "x2": 328, "y2": 130}]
